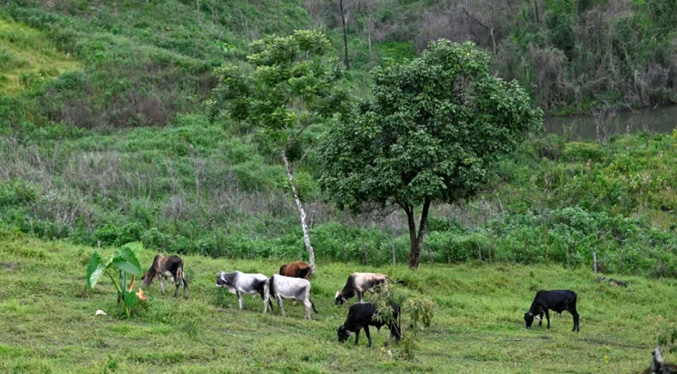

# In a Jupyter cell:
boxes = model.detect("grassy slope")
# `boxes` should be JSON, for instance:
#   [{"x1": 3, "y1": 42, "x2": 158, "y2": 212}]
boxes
[
  {"x1": 1, "y1": 232, "x2": 675, "y2": 374},
  {"x1": 0, "y1": 18, "x2": 79, "y2": 95}
]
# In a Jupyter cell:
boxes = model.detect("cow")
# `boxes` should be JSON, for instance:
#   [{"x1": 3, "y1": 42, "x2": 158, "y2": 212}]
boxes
[
  {"x1": 268, "y1": 274, "x2": 318, "y2": 320},
  {"x1": 337, "y1": 302, "x2": 401, "y2": 347},
  {"x1": 216, "y1": 271, "x2": 271, "y2": 312},
  {"x1": 141, "y1": 255, "x2": 188, "y2": 299},
  {"x1": 644, "y1": 345, "x2": 677, "y2": 374},
  {"x1": 279, "y1": 261, "x2": 312, "y2": 280},
  {"x1": 524, "y1": 290, "x2": 580, "y2": 332},
  {"x1": 335, "y1": 272, "x2": 390, "y2": 305}
]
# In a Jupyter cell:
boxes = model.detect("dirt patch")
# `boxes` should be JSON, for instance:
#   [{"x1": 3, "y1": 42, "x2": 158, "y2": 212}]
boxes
[{"x1": 0, "y1": 262, "x2": 20, "y2": 270}]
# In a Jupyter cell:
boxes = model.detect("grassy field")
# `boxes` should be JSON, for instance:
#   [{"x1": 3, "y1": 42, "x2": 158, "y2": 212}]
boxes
[
  {"x1": 0, "y1": 18, "x2": 80, "y2": 95},
  {"x1": 1, "y1": 231, "x2": 674, "y2": 374}
]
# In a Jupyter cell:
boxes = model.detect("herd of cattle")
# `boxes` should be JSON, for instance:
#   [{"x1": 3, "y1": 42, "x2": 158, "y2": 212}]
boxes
[
  {"x1": 139, "y1": 255, "x2": 582, "y2": 346},
  {"x1": 137, "y1": 254, "x2": 677, "y2": 372}
]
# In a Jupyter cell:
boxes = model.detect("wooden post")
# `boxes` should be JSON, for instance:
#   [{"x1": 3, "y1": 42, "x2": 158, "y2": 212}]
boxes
[
  {"x1": 392, "y1": 245, "x2": 396, "y2": 265},
  {"x1": 427, "y1": 244, "x2": 434, "y2": 264},
  {"x1": 593, "y1": 252, "x2": 598, "y2": 273},
  {"x1": 446, "y1": 238, "x2": 452, "y2": 264},
  {"x1": 478, "y1": 239, "x2": 482, "y2": 262},
  {"x1": 489, "y1": 236, "x2": 494, "y2": 263}
]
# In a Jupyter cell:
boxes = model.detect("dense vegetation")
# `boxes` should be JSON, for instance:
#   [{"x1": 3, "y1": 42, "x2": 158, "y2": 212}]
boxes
[
  {"x1": 0, "y1": 0, "x2": 675, "y2": 278},
  {"x1": 1, "y1": 232, "x2": 675, "y2": 373}
]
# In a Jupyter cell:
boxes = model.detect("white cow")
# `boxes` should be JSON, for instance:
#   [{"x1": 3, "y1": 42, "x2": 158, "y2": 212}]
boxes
[
  {"x1": 216, "y1": 271, "x2": 271, "y2": 312},
  {"x1": 267, "y1": 274, "x2": 318, "y2": 320}
]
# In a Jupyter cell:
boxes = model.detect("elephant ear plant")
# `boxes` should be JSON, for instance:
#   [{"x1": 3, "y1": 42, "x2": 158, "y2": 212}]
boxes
[{"x1": 86, "y1": 242, "x2": 147, "y2": 318}]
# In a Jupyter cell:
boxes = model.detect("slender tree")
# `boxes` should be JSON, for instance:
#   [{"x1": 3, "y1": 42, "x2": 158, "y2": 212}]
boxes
[
  {"x1": 210, "y1": 31, "x2": 347, "y2": 274},
  {"x1": 339, "y1": 0, "x2": 350, "y2": 69},
  {"x1": 321, "y1": 40, "x2": 542, "y2": 269}
]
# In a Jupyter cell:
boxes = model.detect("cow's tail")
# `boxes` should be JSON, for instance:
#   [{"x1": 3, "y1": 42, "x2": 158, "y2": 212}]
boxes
[
  {"x1": 268, "y1": 275, "x2": 276, "y2": 304},
  {"x1": 264, "y1": 279, "x2": 274, "y2": 310},
  {"x1": 176, "y1": 263, "x2": 185, "y2": 286},
  {"x1": 310, "y1": 298, "x2": 319, "y2": 314}
]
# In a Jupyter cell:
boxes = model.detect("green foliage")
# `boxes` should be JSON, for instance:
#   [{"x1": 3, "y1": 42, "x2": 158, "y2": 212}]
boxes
[
  {"x1": 371, "y1": 284, "x2": 435, "y2": 359},
  {"x1": 211, "y1": 30, "x2": 347, "y2": 146},
  {"x1": 86, "y1": 242, "x2": 146, "y2": 318},
  {"x1": 322, "y1": 39, "x2": 541, "y2": 207},
  {"x1": 321, "y1": 40, "x2": 541, "y2": 267}
]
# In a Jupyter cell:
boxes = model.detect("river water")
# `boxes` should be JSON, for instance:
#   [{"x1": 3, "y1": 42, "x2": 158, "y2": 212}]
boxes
[{"x1": 544, "y1": 105, "x2": 677, "y2": 140}]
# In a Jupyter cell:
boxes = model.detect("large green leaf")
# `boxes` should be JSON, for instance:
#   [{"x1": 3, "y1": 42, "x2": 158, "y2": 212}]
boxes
[
  {"x1": 112, "y1": 246, "x2": 142, "y2": 275},
  {"x1": 123, "y1": 290, "x2": 139, "y2": 308},
  {"x1": 86, "y1": 251, "x2": 105, "y2": 289},
  {"x1": 121, "y1": 241, "x2": 143, "y2": 257}
]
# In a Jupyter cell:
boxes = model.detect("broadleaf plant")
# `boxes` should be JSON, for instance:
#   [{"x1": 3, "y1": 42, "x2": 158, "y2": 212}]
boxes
[{"x1": 86, "y1": 241, "x2": 146, "y2": 318}]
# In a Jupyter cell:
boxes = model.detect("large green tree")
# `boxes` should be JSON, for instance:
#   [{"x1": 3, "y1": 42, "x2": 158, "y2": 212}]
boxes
[
  {"x1": 211, "y1": 30, "x2": 347, "y2": 274},
  {"x1": 320, "y1": 40, "x2": 542, "y2": 269}
]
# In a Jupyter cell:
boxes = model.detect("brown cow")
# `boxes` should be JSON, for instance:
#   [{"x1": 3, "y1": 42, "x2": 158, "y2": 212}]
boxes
[
  {"x1": 141, "y1": 255, "x2": 188, "y2": 299},
  {"x1": 279, "y1": 261, "x2": 312, "y2": 280}
]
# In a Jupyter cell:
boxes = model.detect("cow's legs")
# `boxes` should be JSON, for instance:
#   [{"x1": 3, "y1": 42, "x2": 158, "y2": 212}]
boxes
[
  {"x1": 276, "y1": 296, "x2": 285, "y2": 316},
  {"x1": 364, "y1": 326, "x2": 372, "y2": 347},
  {"x1": 182, "y1": 277, "x2": 188, "y2": 299},
  {"x1": 173, "y1": 277, "x2": 180, "y2": 298},
  {"x1": 237, "y1": 291, "x2": 243, "y2": 310},
  {"x1": 354, "y1": 329, "x2": 360, "y2": 345},
  {"x1": 538, "y1": 311, "x2": 543, "y2": 326},
  {"x1": 570, "y1": 309, "x2": 580, "y2": 332},
  {"x1": 160, "y1": 276, "x2": 166, "y2": 295},
  {"x1": 303, "y1": 299, "x2": 312, "y2": 320},
  {"x1": 357, "y1": 291, "x2": 364, "y2": 303},
  {"x1": 544, "y1": 309, "x2": 551, "y2": 329}
]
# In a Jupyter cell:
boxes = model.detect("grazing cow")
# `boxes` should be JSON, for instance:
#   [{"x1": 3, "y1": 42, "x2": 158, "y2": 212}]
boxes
[
  {"x1": 279, "y1": 261, "x2": 312, "y2": 280},
  {"x1": 335, "y1": 272, "x2": 391, "y2": 305},
  {"x1": 268, "y1": 274, "x2": 318, "y2": 320},
  {"x1": 337, "y1": 302, "x2": 401, "y2": 347},
  {"x1": 524, "y1": 290, "x2": 580, "y2": 332},
  {"x1": 644, "y1": 345, "x2": 677, "y2": 374},
  {"x1": 216, "y1": 271, "x2": 271, "y2": 312},
  {"x1": 141, "y1": 255, "x2": 188, "y2": 299}
]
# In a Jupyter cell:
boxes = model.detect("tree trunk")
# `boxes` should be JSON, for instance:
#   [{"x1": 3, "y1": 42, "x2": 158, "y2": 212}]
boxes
[
  {"x1": 406, "y1": 197, "x2": 431, "y2": 269},
  {"x1": 281, "y1": 148, "x2": 316, "y2": 274},
  {"x1": 339, "y1": 0, "x2": 350, "y2": 69}
]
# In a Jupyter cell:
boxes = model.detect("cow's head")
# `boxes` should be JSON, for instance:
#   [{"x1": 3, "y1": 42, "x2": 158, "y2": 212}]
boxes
[
  {"x1": 524, "y1": 312, "x2": 535, "y2": 328},
  {"x1": 141, "y1": 272, "x2": 154, "y2": 287},
  {"x1": 216, "y1": 272, "x2": 233, "y2": 288},
  {"x1": 334, "y1": 291, "x2": 346, "y2": 305},
  {"x1": 337, "y1": 325, "x2": 351, "y2": 343}
]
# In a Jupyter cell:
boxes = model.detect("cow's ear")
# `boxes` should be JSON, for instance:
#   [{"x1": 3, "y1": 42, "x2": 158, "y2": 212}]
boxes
[{"x1": 335, "y1": 291, "x2": 341, "y2": 298}]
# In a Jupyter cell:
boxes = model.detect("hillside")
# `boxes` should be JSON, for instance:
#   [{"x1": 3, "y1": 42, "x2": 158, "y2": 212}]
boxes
[
  {"x1": 0, "y1": 231, "x2": 675, "y2": 373},
  {"x1": 0, "y1": 2, "x2": 675, "y2": 276}
]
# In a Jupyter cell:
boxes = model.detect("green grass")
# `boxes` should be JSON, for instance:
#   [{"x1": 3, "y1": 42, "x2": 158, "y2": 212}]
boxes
[
  {"x1": 1, "y1": 231, "x2": 674, "y2": 373},
  {"x1": 0, "y1": 18, "x2": 80, "y2": 95}
]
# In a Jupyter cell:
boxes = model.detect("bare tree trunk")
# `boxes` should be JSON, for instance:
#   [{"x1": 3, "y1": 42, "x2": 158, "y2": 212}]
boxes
[
  {"x1": 281, "y1": 148, "x2": 316, "y2": 274},
  {"x1": 339, "y1": 0, "x2": 350, "y2": 69},
  {"x1": 277, "y1": 0, "x2": 280, "y2": 32},
  {"x1": 406, "y1": 197, "x2": 431, "y2": 269}
]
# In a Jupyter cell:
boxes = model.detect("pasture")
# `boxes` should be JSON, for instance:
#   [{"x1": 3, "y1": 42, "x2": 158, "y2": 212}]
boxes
[{"x1": 0, "y1": 231, "x2": 674, "y2": 374}]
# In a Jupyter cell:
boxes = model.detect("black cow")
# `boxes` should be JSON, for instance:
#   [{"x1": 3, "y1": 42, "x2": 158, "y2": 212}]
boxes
[
  {"x1": 337, "y1": 303, "x2": 401, "y2": 347},
  {"x1": 524, "y1": 290, "x2": 580, "y2": 332}
]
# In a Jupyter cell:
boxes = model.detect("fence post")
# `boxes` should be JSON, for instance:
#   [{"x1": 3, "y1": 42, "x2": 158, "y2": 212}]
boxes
[
  {"x1": 593, "y1": 252, "x2": 598, "y2": 273},
  {"x1": 478, "y1": 239, "x2": 482, "y2": 262},
  {"x1": 392, "y1": 245, "x2": 396, "y2": 265}
]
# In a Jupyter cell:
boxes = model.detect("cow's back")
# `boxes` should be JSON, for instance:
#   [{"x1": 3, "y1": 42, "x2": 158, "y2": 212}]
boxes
[{"x1": 539, "y1": 290, "x2": 576, "y2": 313}]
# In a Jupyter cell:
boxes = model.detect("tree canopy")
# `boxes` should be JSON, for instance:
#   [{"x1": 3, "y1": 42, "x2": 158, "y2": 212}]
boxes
[
  {"x1": 321, "y1": 40, "x2": 542, "y2": 268},
  {"x1": 210, "y1": 30, "x2": 349, "y2": 273}
]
